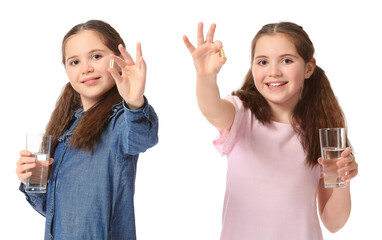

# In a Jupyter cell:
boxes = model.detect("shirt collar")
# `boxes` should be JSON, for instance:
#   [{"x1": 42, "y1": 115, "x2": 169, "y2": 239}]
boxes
[{"x1": 73, "y1": 108, "x2": 85, "y2": 120}]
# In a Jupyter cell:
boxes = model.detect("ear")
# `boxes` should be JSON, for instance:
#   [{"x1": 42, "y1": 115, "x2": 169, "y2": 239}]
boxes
[{"x1": 305, "y1": 58, "x2": 316, "y2": 79}]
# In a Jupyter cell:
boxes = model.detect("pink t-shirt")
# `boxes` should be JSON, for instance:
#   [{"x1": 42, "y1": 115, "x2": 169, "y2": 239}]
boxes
[{"x1": 213, "y1": 96, "x2": 323, "y2": 240}]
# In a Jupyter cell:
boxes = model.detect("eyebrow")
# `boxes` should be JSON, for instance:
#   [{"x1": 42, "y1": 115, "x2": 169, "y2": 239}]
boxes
[
  {"x1": 66, "y1": 49, "x2": 109, "y2": 63},
  {"x1": 254, "y1": 53, "x2": 298, "y2": 60}
]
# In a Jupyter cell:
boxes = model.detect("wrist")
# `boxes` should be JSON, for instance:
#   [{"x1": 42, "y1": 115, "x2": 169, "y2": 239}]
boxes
[
  {"x1": 196, "y1": 73, "x2": 218, "y2": 82},
  {"x1": 124, "y1": 97, "x2": 145, "y2": 110}
]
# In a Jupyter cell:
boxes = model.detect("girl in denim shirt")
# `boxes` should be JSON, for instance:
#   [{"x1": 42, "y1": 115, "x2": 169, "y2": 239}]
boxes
[{"x1": 16, "y1": 20, "x2": 158, "y2": 240}]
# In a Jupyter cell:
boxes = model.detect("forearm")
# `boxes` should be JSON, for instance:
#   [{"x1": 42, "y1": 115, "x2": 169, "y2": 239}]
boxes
[
  {"x1": 196, "y1": 75, "x2": 221, "y2": 117},
  {"x1": 19, "y1": 183, "x2": 47, "y2": 217},
  {"x1": 196, "y1": 75, "x2": 233, "y2": 129},
  {"x1": 122, "y1": 98, "x2": 159, "y2": 155},
  {"x1": 321, "y1": 184, "x2": 351, "y2": 233}
]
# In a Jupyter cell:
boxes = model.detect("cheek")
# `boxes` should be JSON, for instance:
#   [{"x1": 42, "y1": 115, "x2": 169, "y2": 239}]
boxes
[
  {"x1": 65, "y1": 68, "x2": 77, "y2": 83},
  {"x1": 288, "y1": 68, "x2": 306, "y2": 85},
  {"x1": 252, "y1": 67, "x2": 264, "y2": 87},
  {"x1": 98, "y1": 59, "x2": 114, "y2": 75}
]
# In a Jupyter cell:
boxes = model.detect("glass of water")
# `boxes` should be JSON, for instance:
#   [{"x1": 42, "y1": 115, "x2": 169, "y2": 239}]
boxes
[
  {"x1": 25, "y1": 133, "x2": 52, "y2": 193},
  {"x1": 319, "y1": 128, "x2": 347, "y2": 188}
]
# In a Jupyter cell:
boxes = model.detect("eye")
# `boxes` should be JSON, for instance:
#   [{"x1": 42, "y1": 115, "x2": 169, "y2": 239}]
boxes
[
  {"x1": 257, "y1": 60, "x2": 267, "y2": 66},
  {"x1": 282, "y1": 58, "x2": 293, "y2": 64},
  {"x1": 92, "y1": 54, "x2": 102, "y2": 60},
  {"x1": 70, "y1": 60, "x2": 79, "y2": 66}
]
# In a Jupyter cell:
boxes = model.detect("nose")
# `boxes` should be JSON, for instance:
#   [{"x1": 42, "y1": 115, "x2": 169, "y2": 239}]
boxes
[
  {"x1": 268, "y1": 63, "x2": 282, "y2": 78},
  {"x1": 81, "y1": 60, "x2": 94, "y2": 74}
]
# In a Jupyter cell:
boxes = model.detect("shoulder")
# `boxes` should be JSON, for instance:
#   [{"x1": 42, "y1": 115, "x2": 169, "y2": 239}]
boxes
[
  {"x1": 224, "y1": 95, "x2": 253, "y2": 123},
  {"x1": 224, "y1": 95, "x2": 244, "y2": 109},
  {"x1": 213, "y1": 95, "x2": 251, "y2": 155}
]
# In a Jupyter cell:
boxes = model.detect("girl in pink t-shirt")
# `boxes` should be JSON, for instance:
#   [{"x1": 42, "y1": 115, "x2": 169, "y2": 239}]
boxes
[{"x1": 183, "y1": 22, "x2": 358, "y2": 239}]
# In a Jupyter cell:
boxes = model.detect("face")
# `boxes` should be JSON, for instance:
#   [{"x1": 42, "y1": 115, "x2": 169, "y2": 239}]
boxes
[
  {"x1": 252, "y1": 33, "x2": 315, "y2": 111},
  {"x1": 64, "y1": 30, "x2": 115, "y2": 111}
]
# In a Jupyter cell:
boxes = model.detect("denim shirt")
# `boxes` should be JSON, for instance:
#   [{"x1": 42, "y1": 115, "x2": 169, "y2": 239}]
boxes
[{"x1": 20, "y1": 98, "x2": 158, "y2": 240}]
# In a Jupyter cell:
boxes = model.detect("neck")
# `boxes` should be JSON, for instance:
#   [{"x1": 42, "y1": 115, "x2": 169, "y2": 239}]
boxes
[
  {"x1": 268, "y1": 101, "x2": 295, "y2": 124},
  {"x1": 81, "y1": 97, "x2": 97, "y2": 111}
]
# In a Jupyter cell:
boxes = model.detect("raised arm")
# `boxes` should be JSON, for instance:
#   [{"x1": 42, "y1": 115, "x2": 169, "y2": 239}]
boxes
[
  {"x1": 183, "y1": 23, "x2": 234, "y2": 130},
  {"x1": 108, "y1": 43, "x2": 158, "y2": 155}
]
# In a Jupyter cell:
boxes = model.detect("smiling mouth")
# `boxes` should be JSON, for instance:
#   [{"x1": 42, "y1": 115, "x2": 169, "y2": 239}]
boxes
[
  {"x1": 82, "y1": 77, "x2": 101, "y2": 86},
  {"x1": 266, "y1": 82, "x2": 288, "y2": 87},
  {"x1": 82, "y1": 77, "x2": 100, "y2": 83}
]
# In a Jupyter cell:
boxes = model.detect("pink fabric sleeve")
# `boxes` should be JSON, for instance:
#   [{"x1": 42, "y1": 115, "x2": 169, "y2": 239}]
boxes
[{"x1": 213, "y1": 96, "x2": 245, "y2": 156}]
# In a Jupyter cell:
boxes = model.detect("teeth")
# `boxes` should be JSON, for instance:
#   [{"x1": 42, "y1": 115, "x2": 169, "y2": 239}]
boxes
[{"x1": 267, "y1": 82, "x2": 286, "y2": 87}]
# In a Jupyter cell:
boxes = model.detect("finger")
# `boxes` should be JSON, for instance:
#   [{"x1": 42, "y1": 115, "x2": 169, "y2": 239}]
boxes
[
  {"x1": 341, "y1": 147, "x2": 352, "y2": 157},
  {"x1": 16, "y1": 162, "x2": 36, "y2": 174},
  {"x1": 344, "y1": 154, "x2": 355, "y2": 164},
  {"x1": 206, "y1": 23, "x2": 216, "y2": 43},
  {"x1": 197, "y1": 22, "x2": 205, "y2": 46},
  {"x1": 138, "y1": 56, "x2": 147, "y2": 72},
  {"x1": 214, "y1": 40, "x2": 223, "y2": 50},
  {"x1": 213, "y1": 57, "x2": 227, "y2": 74},
  {"x1": 342, "y1": 169, "x2": 358, "y2": 182},
  {"x1": 118, "y1": 44, "x2": 134, "y2": 65},
  {"x1": 49, "y1": 158, "x2": 54, "y2": 165},
  {"x1": 337, "y1": 154, "x2": 355, "y2": 167},
  {"x1": 183, "y1": 35, "x2": 195, "y2": 53},
  {"x1": 136, "y1": 42, "x2": 143, "y2": 61},
  {"x1": 338, "y1": 161, "x2": 357, "y2": 174},
  {"x1": 18, "y1": 172, "x2": 32, "y2": 182},
  {"x1": 219, "y1": 55, "x2": 227, "y2": 65},
  {"x1": 17, "y1": 157, "x2": 36, "y2": 168},
  {"x1": 20, "y1": 150, "x2": 31, "y2": 157},
  {"x1": 108, "y1": 66, "x2": 123, "y2": 83},
  {"x1": 111, "y1": 55, "x2": 128, "y2": 69}
]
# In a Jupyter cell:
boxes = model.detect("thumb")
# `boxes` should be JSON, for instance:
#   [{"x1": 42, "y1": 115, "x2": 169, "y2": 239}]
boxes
[{"x1": 108, "y1": 67, "x2": 123, "y2": 84}]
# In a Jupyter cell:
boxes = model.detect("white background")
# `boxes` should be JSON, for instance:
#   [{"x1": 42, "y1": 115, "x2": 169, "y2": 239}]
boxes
[{"x1": 1, "y1": 0, "x2": 381, "y2": 239}]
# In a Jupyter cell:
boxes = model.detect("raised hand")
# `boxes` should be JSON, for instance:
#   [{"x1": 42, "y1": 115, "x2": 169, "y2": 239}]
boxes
[
  {"x1": 182, "y1": 22, "x2": 234, "y2": 130},
  {"x1": 183, "y1": 22, "x2": 227, "y2": 78},
  {"x1": 108, "y1": 43, "x2": 146, "y2": 110}
]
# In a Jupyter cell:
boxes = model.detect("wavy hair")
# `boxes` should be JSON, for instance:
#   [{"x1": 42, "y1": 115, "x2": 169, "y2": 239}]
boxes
[{"x1": 233, "y1": 22, "x2": 348, "y2": 166}]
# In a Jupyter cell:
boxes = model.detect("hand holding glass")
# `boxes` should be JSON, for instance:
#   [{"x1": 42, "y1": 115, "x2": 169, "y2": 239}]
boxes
[
  {"x1": 319, "y1": 128, "x2": 347, "y2": 188},
  {"x1": 25, "y1": 133, "x2": 52, "y2": 193}
]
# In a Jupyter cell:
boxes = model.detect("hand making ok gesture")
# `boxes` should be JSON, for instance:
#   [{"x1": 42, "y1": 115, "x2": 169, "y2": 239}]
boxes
[
  {"x1": 183, "y1": 23, "x2": 227, "y2": 78},
  {"x1": 108, "y1": 43, "x2": 146, "y2": 110}
]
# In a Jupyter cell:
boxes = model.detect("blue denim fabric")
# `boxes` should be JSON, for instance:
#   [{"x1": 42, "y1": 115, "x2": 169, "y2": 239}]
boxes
[{"x1": 20, "y1": 98, "x2": 158, "y2": 240}]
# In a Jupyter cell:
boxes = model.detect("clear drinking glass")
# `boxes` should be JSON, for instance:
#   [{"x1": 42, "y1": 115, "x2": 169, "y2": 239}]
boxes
[
  {"x1": 25, "y1": 133, "x2": 52, "y2": 193},
  {"x1": 319, "y1": 128, "x2": 346, "y2": 188}
]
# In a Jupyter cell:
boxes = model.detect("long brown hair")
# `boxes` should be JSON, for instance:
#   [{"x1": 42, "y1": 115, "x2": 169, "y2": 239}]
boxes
[
  {"x1": 233, "y1": 22, "x2": 347, "y2": 166},
  {"x1": 45, "y1": 20, "x2": 125, "y2": 155}
]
